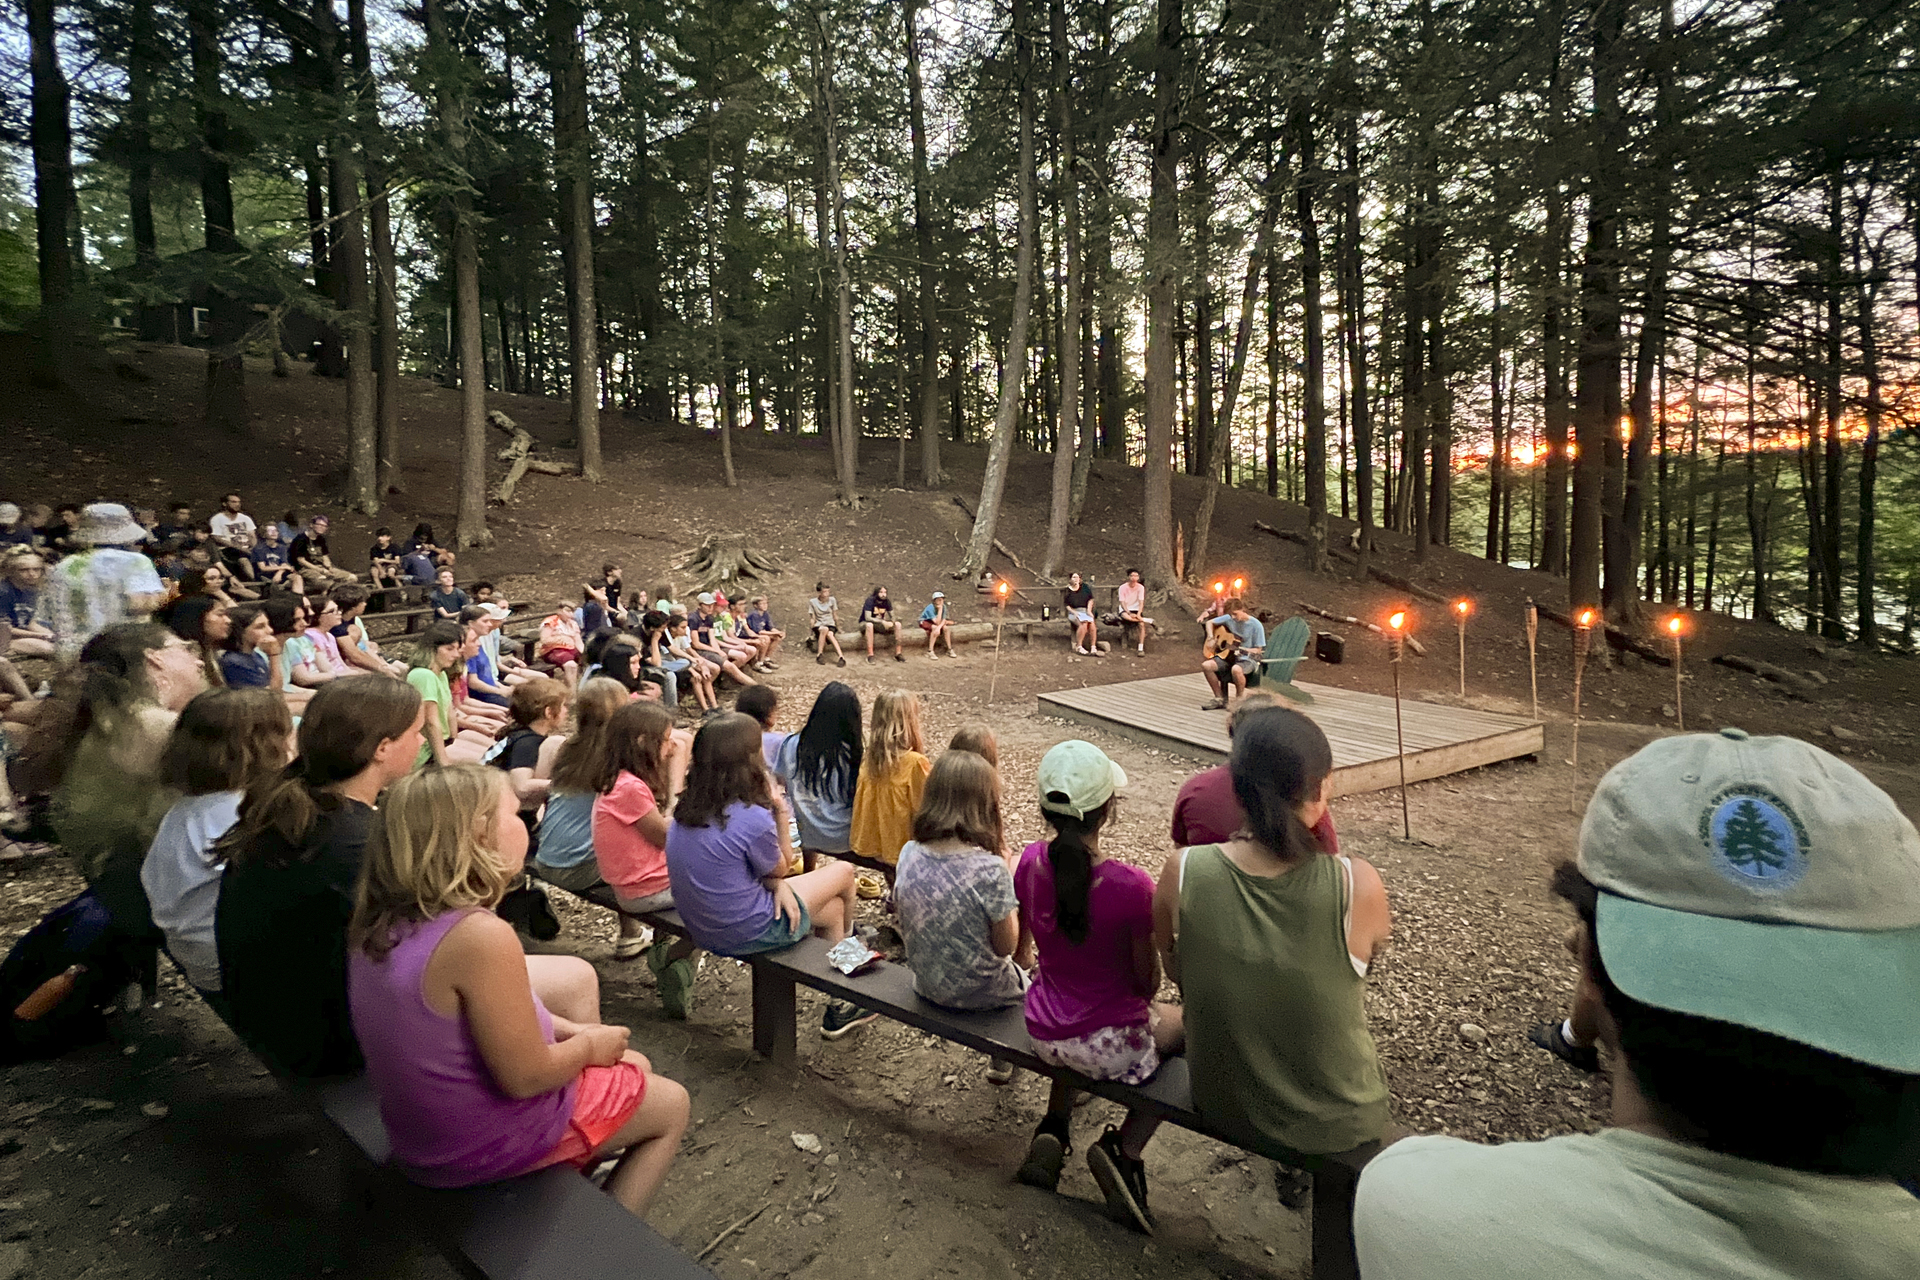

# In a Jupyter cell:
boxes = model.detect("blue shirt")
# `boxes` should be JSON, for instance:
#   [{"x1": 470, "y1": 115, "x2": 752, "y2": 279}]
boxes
[
  {"x1": 220, "y1": 649, "x2": 272, "y2": 688},
  {"x1": 250, "y1": 543, "x2": 287, "y2": 572},
  {"x1": 400, "y1": 552, "x2": 437, "y2": 585},
  {"x1": 1209, "y1": 614, "x2": 1266, "y2": 655},
  {"x1": 0, "y1": 580, "x2": 37, "y2": 629},
  {"x1": 535, "y1": 791, "x2": 596, "y2": 870},
  {"x1": 744, "y1": 610, "x2": 774, "y2": 635},
  {"x1": 918, "y1": 603, "x2": 947, "y2": 624}
]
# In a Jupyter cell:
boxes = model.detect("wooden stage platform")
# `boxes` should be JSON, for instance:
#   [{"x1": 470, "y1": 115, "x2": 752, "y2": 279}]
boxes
[{"x1": 1036, "y1": 674, "x2": 1545, "y2": 798}]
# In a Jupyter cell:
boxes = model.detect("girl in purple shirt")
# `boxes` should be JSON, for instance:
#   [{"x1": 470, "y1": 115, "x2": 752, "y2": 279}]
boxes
[
  {"x1": 1012, "y1": 741, "x2": 1182, "y2": 1232},
  {"x1": 348, "y1": 765, "x2": 689, "y2": 1218}
]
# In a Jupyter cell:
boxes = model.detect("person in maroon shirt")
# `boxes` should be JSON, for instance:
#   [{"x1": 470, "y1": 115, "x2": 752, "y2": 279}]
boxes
[{"x1": 1170, "y1": 693, "x2": 1340, "y2": 853}]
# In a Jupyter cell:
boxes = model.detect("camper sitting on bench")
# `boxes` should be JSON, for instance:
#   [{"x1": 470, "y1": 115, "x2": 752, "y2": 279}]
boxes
[{"x1": 1200, "y1": 599, "x2": 1264, "y2": 711}]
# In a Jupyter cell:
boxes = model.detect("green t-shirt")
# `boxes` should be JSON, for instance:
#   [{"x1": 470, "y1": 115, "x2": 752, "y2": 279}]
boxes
[
  {"x1": 1354, "y1": 1129, "x2": 1920, "y2": 1280},
  {"x1": 405, "y1": 666, "x2": 452, "y2": 769}
]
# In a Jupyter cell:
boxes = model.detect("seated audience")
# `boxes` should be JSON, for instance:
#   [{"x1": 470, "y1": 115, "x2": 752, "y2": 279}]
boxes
[
  {"x1": 0, "y1": 501, "x2": 38, "y2": 548},
  {"x1": 331, "y1": 585, "x2": 401, "y2": 678},
  {"x1": 593, "y1": 702, "x2": 698, "y2": 1016},
  {"x1": 849, "y1": 689, "x2": 931, "y2": 873},
  {"x1": 214, "y1": 677, "x2": 424, "y2": 1077},
  {"x1": 430, "y1": 568, "x2": 469, "y2": 621},
  {"x1": 689, "y1": 593, "x2": 758, "y2": 687},
  {"x1": 399, "y1": 543, "x2": 438, "y2": 587},
  {"x1": 1062, "y1": 572, "x2": 1099, "y2": 655},
  {"x1": 582, "y1": 563, "x2": 624, "y2": 634},
  {"x1": 178, "y1": 562, "x2": 255, "y2": 607},
  {"x1": 460, "y1": 605, "x2": 512, "y2": 705},
  {"x1": 268, "y1": 596, "x2": 332, "y2": 694},
  {"x1": 1170, "y1": 692, "x2": 1339, "y2": 853},
  {"x1": 43, "y1": 503, "x2": 166, "y2": 662},
  {"x1": 806, "y1": 582, "x2": 847, "y2": 665},
  {"x1": 1116, "y1": 569, "x2": 1153, "y2": 653},
  {"x1": 0, "y1": 548, "x2": 55, "y2": 660},
  {"x1": 665, "y1": 713, "x2": 874, "y2": 1038},
  {"x1": 1154, "y1": 708, "x2": 1389, "y2": 1208},
  {"x1": 947, "y1": 723, "x2": 1000, "y2": 769},
  {"x1": 406, "y1": 622, "x2": 493, "y2": 768},
  {"x1": 773, "y1": 682, "x2": 862, "y2": 875},
  {"x1": 488, "y1": 677, "x2": 567, "y2": 828},
  {"x1": 405, "y1": 523, "x2": 455, "y2": 570},
  {"x1": 39, "y1": 502, "x2": 82, "y2": 557},
  {"x1": 275, "y1": 510, "x2": 303, "y2": 545},
  {"x1": 1013, "y1": 740, "x2": 1182, "y2": 1235},
  {"x1": 896, "y1": 750, "x2": 1025, "y2": 1083},
  {"x1": 288, "y1": 515, "x2": 356, "y2": 589},
  {"x1": 249, "y1": 522, "x2": 296, "y2": 591},
  {"x1": 533, "y1": 678, "x2": 649, "y2": 958},
  {"x1": 50, "y1": 624, "x2": 209, "y2": 934},
  {"x1": 918, "y1": 591, "x2": 958, "y2": 659},
  {"x1": 1353, "y1": 730, "x2": 1920, "y2": 1278},
  {"x1": 304, "y1": 597, "x2": 355, "y2": 679},
  {"x1": 219, "y1": 604, "x2": 276, "y2": 690},
  {"x1": 348, "y1": 765, "x2": 688, "y2": 1218},
  {"x1": 664, "y1": 616, "x2": 719, "y2": 713},
  {"x1": 208, "y1": 492, "x2": 259, "y2": 583},
  {"x1": 1199, "y1": 597, "x2": 1266, "y2": 711},
  {"x1": 141, "y1": 688, "x2": 292, "y2": 1000},
  {"x1": 152, "y1": 502, "x2": 195, "y2": 548},
  {"x1": 367, "y1": 528, "x2": 403, "y2": 590},
  {"x1": 535, "y1": 602, "x2": 585, "y2": 685},
  {"x1": 859, "y1": 585, "x2": 905, "y2": 663}
]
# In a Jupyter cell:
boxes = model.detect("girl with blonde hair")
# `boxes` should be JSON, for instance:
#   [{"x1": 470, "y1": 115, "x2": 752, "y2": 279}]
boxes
[
  {"x1": 849, "y1": 689, "x2": 931, "y2": 873},
  {"x1": 349, "y1": 765, "x2": 688, "y2": 1217}
]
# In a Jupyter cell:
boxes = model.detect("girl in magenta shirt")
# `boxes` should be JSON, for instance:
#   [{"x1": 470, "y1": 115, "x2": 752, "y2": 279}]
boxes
[
  {"x1": 348, "y1": 765, "x2": 689, "y2": 1218},
  {"x1": 1012, "y1": 741, "x2": 1182, "y2": 1232}
]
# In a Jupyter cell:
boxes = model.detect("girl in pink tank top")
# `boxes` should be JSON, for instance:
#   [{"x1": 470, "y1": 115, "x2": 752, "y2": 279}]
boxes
[{"x1": 347, "y1": 765, "x2": 690, "y2": 1218}]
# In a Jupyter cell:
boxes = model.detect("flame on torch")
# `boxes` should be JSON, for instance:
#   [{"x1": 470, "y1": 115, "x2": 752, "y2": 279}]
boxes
[{"x1": 1388, "y1": 611, "x2": 1406, "y2": 631}]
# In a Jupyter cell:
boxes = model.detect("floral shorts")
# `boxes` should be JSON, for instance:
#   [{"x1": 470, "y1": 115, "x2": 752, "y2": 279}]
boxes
[{"x1": 1029, "y1": 1021, "x2": 1160, "y2": 1085}]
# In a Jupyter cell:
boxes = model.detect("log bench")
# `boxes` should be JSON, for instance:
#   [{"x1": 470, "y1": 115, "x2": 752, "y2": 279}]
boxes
[{"x1": 531, "y1": 879, "x2": 1374, "y2": 1280}]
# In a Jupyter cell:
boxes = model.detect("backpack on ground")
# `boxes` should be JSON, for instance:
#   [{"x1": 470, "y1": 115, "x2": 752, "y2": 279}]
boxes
[{"x1": 0, "y1": 890, "x2": 137, "y2": 1064}]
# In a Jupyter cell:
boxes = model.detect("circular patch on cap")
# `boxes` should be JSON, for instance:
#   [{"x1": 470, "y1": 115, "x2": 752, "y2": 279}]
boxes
[{"x1": 1698, "y1": 785, "x2": 1808, "y2": 891}]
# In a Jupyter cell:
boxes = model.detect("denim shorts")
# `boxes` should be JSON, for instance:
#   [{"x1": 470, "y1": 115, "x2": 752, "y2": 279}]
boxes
[{"x1": 724, "y1": 903, "x2": 813, "y2": 956}]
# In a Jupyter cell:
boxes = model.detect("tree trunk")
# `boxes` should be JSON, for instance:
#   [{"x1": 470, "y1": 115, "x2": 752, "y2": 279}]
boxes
[
  {"x1": 313, "y1": 0, "x2": 378, "y2": 514},
  {"x1": 188, "y1": 0, "x2": 248, "y2": 434},
  {"x1": 27, "y1": 0, "x2": 81, "y2": 388},
  {"x1": 1818, "y1": 175, "x2": 1846, "y2": 639},
  {"x1": 127, "y1": 0, "x2": 167, "y2": 341},
  {"x1": 1569, "y1": 0, "x2": 1624, "y2": 612},
  {"x1": 906, "y1": 0, "x2": 942, "y2": 487},
  {"x1": 1295, "y1": 98, "x2": 1330, "y2": 573},
  {"x1": 348, "y1": 0, "x2": 403, "y2": 494},
  {"x1": 1191, "y1": 159, "x2": 1287, "y2": 582},
  {"x1": 813, "y1": 7, "x2": 859, "y2": 506},
  {"x1": 1538, "y1": 0, "x2": 1570, "y2": 575},
  {"x1": 1854, "y1": 205, "x2": 1883, "y2": 647},
  {"x1": 549, "y1": 0, "x2": 601, "y2": 481},
  {"x1": 704, "y1": 68, "x2": 737, "y2": 488},
  {"x1": 1040, "y1": 0, "x2": 1084, "y2": 580},
  {"x1": 1140, "y1": 0, "x2": 1184, "y2": 592},
  {"x1": 1265, "y1": 244, "x2": 1281, "y2": 499},
  {"x1": 960, "y1": 0, "x2": 1038, "y2": 579},
  {"x1": 425, "y1": 0, "x2": 489, "y2": 548},
  {"x1": 1487, "y1": 246, "x2": 1506, "y2": 562}
]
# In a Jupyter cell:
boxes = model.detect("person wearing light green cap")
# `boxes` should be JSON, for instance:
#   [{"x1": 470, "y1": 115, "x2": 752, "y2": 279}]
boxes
[{"x1": 1354, "y1": 728, "x2": 1920, "y2": 1279}]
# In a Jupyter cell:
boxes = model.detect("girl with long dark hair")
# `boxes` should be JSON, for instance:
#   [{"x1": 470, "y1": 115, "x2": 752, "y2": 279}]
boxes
[
  {"x1": 1012, "y1": 741, "x2": 1181, "y2": 1232},
  {"x1": 772, "y1": 681, "x2": 862, "y2": 872}
]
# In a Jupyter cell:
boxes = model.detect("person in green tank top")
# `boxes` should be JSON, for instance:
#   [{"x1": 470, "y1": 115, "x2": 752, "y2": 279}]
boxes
[{"x1": 1152, "y1": 706, "x2": 1393, "y2": 1186}]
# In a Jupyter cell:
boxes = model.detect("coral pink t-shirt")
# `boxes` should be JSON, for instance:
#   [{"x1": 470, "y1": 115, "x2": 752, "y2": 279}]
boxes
[{"x1": 592, "y1": 772, "x2": 670, "y2": 900}]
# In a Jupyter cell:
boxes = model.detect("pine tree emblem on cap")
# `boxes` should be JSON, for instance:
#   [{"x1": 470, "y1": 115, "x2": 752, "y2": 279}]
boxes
[{"x1": 1701, "y1": 787, "x2": 1809, "y2": 890}]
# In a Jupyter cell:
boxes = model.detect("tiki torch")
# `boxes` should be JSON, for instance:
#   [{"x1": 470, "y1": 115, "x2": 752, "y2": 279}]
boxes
[
  {"x1": 1453, "y1": 598, "x2": 1473, "y2": 698},
  {"x1": 1525, "y1": 600, "x2": 1540, "y2": 721},
  {"x1": 1667, "y1": 615, "x2": 1686, "y2": 731},
  {"x1": 1570, "y1": 607, "x2": 1596, "y2": 813},
  {"x1": 1387, "y1": 609, "x2": 1412, "y2": 840},
  {"x1": 987, "y1": 579, "x2": 1010, "y2": 705}
]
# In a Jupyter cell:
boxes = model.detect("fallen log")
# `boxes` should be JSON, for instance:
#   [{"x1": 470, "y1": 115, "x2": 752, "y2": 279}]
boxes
[
  {"x1": 822, "y1": 620, "x2": 1009, "y2": 650},
  {"x1": 1251, "y1": 522, "x2": 1451, "y2": 605},
  {"x1": 488, "y1": 410, "x2": 580, "y2": 503},
  {"x1": 1532, "y1": 602, "x2": 1673, "y2": 667},
  {"x1": 951, "y1": 496, "x2": 1028, "y2": 571},
  {"x1": 1253, "y1": 520, "x2": 1359, "y2": 567},
  {"x1": 1295, "y1": 601, "x2": 1428, "y2": 657},
  {"x1": 1711, "y1": 652, "x2": 1819, "y2": 699}
]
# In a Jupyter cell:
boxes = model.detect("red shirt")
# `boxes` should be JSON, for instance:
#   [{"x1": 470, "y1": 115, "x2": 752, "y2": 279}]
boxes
[{"x1": 1169, "y1": 764, "x2": 1340, "y2": 854}]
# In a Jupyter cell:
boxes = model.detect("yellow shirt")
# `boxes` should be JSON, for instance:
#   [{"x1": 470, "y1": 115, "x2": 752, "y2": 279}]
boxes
[{"x1": 849, "y1": 751, "x2": 931, "y2": 866}]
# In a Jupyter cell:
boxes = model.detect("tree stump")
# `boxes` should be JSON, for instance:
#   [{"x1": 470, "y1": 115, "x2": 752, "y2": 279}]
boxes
[{"x1": 676, "y1": 535, "x2": 787, "y2": 589}]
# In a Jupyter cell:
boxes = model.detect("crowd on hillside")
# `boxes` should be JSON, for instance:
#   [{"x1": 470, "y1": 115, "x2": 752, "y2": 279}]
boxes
[{"x1": 0, "y1": 496, "x2": 1913, "y2": 1275}]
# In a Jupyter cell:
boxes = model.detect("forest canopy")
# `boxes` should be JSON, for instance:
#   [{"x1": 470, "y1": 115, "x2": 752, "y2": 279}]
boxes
[{"x1": 4, "y1": 0, "x2": 1918, "y2": 640}]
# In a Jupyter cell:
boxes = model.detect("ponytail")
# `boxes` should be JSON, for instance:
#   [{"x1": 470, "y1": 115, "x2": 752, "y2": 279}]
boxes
[
  {"x1": 1045, "y1": 800, "x2": 1112, "y2": 946},
  {"x1": 1228, "y1": 707, "x2": 1333, "y2": 863}
]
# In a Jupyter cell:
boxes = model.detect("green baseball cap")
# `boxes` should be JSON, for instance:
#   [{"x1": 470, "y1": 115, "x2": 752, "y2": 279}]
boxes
[
  {"x1": 1579, "y1": 727, "x2": 1920, "y2": 1072},
  {"x1": 1038, "y1": 740, "x2": 1128, "y2": 820}
]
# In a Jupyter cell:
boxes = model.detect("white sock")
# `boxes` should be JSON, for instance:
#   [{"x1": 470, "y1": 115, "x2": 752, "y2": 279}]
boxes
[{"x1": 1562, "y1": 1018, "x2": 1590, "y2": 1049}]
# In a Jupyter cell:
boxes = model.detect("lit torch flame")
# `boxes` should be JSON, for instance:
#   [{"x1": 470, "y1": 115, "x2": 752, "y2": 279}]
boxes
[
  {"x1": 1667, "y1": 616, "x2": 1683, "y2": 636},
  {"x1": 997, "y1": 581, "x2": 1009, "y2": 597},
  {"x1": 1577, "y1": 608, "x2": 1596, "y2": 628},
  {"x1": 1232, "y1": 577, "x2": 1245, "y2": 592},
  {"x1": 1454, "y1": 599, "x2": 1471, "y2": 617},
  {"x1": 1388, "y1": 611, "x2": 1406, "y2": 631},
  {"x1": 1212, "y1": 581, "x2": 1224, "y2": 595}
]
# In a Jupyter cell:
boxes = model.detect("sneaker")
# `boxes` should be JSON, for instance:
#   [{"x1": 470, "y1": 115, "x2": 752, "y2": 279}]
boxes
[
  {"x1": 927, "y1": 651, "x2": 939, "y2": 660},
  {"x1": 816, "y1": 652, "x2": 830, "y2": 665},
  {"x1": 1529, "y1": 1020, "x2": 1600, "y2": 1073},
  {"x1": 1201, "y1": 697, "x2": 1227, "y2": 711},
  {"x1": 1015, "y1": 1129, "x2": 1067, "y2": 1191},
  {"x1": 1273, "y1": 1164, "x2": 1313, "y2": 1209},
  {"x1": 893, "y1": 653, "x2": 906, "y2": 662},
  {"x1": 985, "y1": 1058, "x2": 1016, "y2": 1085},
  {"x1": 866, "y1": 654, "x2": 875, "y2": 664},
  {"x1": 1087, "y1": 1128, "x2": 1153, "y2": 1234},
  {"x1": 836, "y1": 656, "x2": 847, "y2": 667},
  {"x1": 658, "y1": 956, "x2": 696, "y2": 1020},
  {"x1": 612, "y1": 932, "x2": 650, "y2": 961},
  {"x1": 820, "y1": 1000, "x2": 880, "y2": 1040},
  {"x1": 1137, "y1": 644, "x2": 1145, "y2": 654}
]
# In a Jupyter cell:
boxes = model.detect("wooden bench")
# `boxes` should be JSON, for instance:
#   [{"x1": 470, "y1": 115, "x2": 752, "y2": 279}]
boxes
[
  {"x1": 529, "y1": 879, "x2": 1374, "y2": 1280},
  {"x1": 317, "y1": 1074, "x2": 714, "y2": 1280}
]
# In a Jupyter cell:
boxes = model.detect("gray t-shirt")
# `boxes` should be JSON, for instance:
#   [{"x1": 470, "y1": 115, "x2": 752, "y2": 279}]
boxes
[
  {"x1": 806, "y1": 596, "x2": 838, "y2": 630},
  {"x1": 895, "y1": 840, "x2": 1026, "y2": 1010}
]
